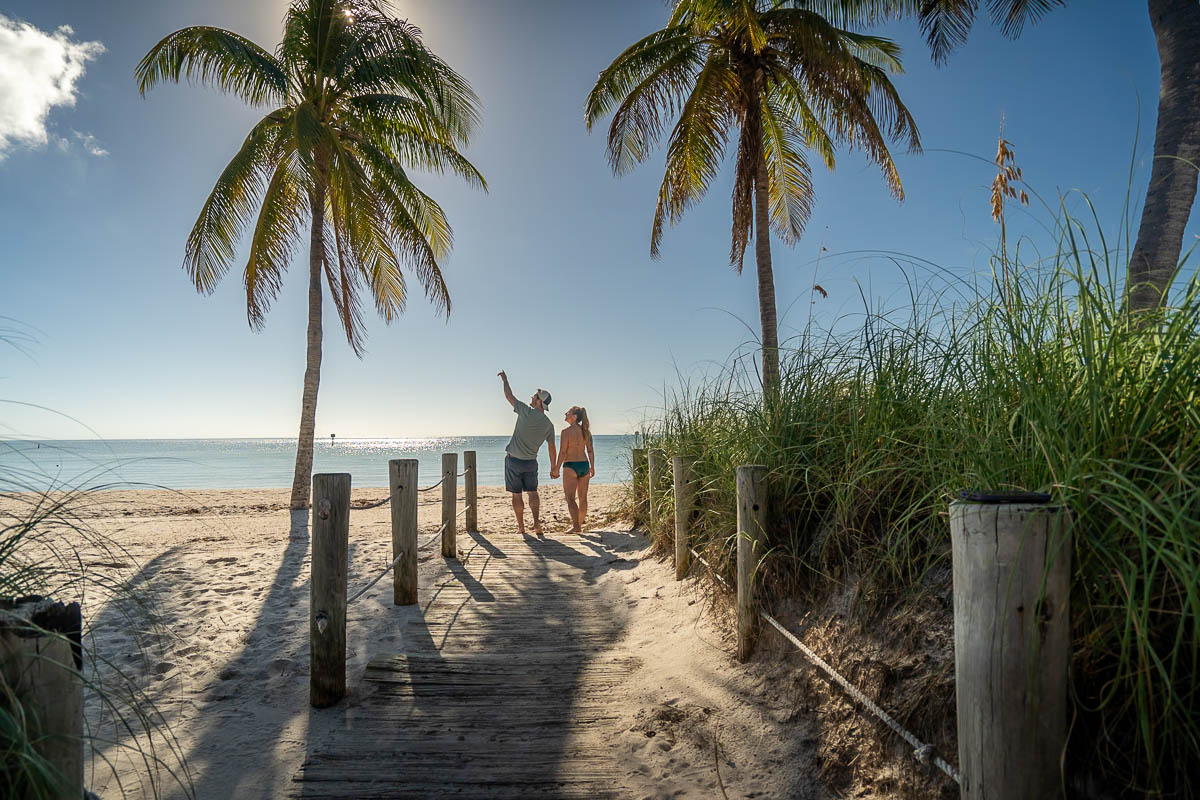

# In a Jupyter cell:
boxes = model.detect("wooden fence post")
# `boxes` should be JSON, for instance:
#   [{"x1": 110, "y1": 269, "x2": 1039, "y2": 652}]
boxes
[
  {"x1": 673, "y1": 455, "x2": 697, "y2": 580},
  {"x1": 390, "y1": 459, "x2": 418, "y2": 606},
  {"x1": 441, "y1": 452, "x2": 457, "y2": 559},
  {"x1": 647, "y1": 449, "x2": 665, "y2": 531},
  {"x1": 0, "y1": 598, "x2": 83, "y2": 800},
  {"x1": 464, "y1": 450, "x2": 478, "y2": 533},
  {"x1": 310, "y1": 472, "x2": 350, "y2": 708},
  {"x1": 631, "y1": 448, "x2": 647, "y2": 524},
  {"x1": 950, "y1": 497, "x2": 1071, "y2": 800},
  {"x1": 736, "y1": 464, "x2": 767, "y2": 662}
]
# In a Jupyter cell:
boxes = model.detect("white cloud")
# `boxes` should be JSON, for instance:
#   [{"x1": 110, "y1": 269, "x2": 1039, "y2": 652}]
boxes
[
  {"x1": 73, "y1": 129, "x2": 107, "y2": 157},
  {"x1": 0, "y1": 14, "x2": 103, "y2": 159}
]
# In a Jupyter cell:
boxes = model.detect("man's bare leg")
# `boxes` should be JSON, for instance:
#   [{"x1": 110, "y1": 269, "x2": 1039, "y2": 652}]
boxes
[
  {"x1": 528, "y1": 490, "x2": 542, "y2": 535},
  {"x1": 511, "y1": 492, "x2": 525, "y2": 535}
]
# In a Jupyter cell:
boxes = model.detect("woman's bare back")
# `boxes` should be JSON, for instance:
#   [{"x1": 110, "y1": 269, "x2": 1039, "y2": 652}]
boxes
[{"x1": 559, "y1": 425, "x2": 587, "y2": 461}]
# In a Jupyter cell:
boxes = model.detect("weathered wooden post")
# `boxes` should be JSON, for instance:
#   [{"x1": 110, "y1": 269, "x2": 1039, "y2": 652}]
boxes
[
  {"x1": 310, "y1": 472, "x2": 350, "y2": 708},
  {"x1": 736, "y1": 464, "x2": 767, "y2": 662},
  {"x1": 673, "y1": 454, "x2": 697, "y2": 580},
  {"x1": 390, "y1": 459, "x2": 418, "y2": 606},
  {"x1": 464, "y1": 450, "x2": 478, "y2": 533},
  {"x1": 631, "y1": 447, "x2": 647, "y2": 524},
  {"x1": 647, "y1": 448, "x2": 665, "y2": 531},
  {"x1": 441, "y1": 452, "x2": 457, "y2": 559},
  {"x1": 0, "y1": 598, "x2": 83, "y2": 800},
  {"x1": 950, "y1": 495, "x2": 1071, "y2": 800}
]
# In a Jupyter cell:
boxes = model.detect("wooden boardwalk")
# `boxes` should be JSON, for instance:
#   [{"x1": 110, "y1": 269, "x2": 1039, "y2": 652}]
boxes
[{"x1": 291, "y1": 528, "x2": 641, "y2": 798}]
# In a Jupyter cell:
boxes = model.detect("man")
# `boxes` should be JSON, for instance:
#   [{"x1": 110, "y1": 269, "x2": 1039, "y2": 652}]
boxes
[{"x1": 498, "y1": 370, "x2": 558, "y2": 536}]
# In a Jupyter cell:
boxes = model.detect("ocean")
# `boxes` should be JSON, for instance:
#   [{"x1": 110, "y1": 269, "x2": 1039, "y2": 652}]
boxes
[{"x1": 0, "y1": 436, "x2": 636, "y2": 492}]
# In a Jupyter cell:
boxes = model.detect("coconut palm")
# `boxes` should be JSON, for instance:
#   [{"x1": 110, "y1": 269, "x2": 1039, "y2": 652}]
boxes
[
  {"x1": 137, "y1": 0, "x2": 484, "y2": 508},
  {"x1": 816, "y1": 0, "x2": 1198, "y2": 311},
  {"x1": 587, "y1": 0, "x2": 920, "y2": 399}
]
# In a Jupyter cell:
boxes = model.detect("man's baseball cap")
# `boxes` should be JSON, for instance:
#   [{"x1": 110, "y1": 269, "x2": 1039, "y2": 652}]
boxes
[{"x1": 536, "y1": 389, "x2": 552, "y2": 407}]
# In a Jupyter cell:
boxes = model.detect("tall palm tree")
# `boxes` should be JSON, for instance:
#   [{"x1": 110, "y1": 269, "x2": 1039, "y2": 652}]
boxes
[
  {"x1": 587, "y1": 0, "x2": 919, "y2": 399},
  {"x1": 137, "y1": 0, "x2": 484, "y2": 508},
  {"x1": 822, "y1": 0, "x2": 1199, "y2": 311}
]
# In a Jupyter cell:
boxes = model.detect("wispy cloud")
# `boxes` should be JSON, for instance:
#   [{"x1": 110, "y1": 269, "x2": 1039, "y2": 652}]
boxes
[
  {"x1": 73, "y1": 129, "x2": 107, "y2": 157},
  {"x1": 0, "y1": 14, "x2": 104, "y2": 160}
]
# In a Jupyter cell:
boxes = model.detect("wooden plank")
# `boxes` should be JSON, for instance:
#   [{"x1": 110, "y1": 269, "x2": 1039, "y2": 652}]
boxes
[{"x1": 291, "y1": 527, "x2": 636, "y2": 798}]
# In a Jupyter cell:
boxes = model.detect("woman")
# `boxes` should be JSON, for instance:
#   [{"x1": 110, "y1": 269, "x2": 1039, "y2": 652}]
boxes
[{"x1": 555, "y1": 406, "x2": 595, "y2": 533}]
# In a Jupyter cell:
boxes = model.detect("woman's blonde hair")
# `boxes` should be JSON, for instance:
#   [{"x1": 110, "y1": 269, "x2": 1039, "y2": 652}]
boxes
[{"x1": 570, "y1": 406, "x2": 591, "y2": 444}]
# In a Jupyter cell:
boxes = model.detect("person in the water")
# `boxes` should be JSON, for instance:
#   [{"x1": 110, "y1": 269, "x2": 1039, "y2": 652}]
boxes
[{"x1": 554, "y1": 406, "x2": 595, "y2": 533}]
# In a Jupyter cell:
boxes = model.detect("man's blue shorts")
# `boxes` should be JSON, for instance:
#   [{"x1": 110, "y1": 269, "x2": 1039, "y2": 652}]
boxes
[{"x1": 504, "y1": 455, "x2": 538, "y2": 493}]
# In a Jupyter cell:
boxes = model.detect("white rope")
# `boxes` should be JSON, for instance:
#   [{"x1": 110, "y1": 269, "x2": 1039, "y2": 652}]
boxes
[
  {"x1": 356, "y1": 495, "x2": 391, "y2": 510},
  {"x1": 419, "y1": 519, "x2": 450, "y2": 551},
  {"x1": 347, "y1": 547, "x2": 407, "y2": 604},
  {"x1": 347, "y1": 519, "x2": 451, "y2": 604},
  {"x1": 686, "y1": 546, "x2": 959, "y2": 784},
  {"x1": 760, "y1": 613, "x2": 960, "y2": 783},
  {"x1": 690, "y1": 547, "x2": 732, "y2": 591},
  {"x1": 418, "y1": 476, "x2": 445, "y2": 492}
]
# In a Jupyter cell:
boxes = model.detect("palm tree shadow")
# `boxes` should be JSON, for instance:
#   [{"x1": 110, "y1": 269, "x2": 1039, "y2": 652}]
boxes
[{"x1": 177, "y1": 508, "x2": 314, "y2": 797}]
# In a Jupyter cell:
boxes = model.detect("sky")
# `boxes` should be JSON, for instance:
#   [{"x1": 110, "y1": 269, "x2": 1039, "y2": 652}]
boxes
[{"x1": 0, "y1": 0, "x2": 1188, "y2": 439}]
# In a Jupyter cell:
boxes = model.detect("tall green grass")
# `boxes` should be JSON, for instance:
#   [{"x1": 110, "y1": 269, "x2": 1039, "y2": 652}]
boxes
[
  {"x1": 641, "y1": 200, "x2": 1200, "y2": 796},
  {"x1": 1, "y1": 428, "x2": 193, "y2": 796}
]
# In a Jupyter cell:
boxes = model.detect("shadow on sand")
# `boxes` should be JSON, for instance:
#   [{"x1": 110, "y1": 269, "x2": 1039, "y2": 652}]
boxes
[{"x1": 294, "y1": 527, "x2": 639, "y2": 798}]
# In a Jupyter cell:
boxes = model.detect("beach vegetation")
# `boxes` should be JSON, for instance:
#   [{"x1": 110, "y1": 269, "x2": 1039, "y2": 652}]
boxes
[
  {"x1": 637, "y1": 190, "x2": 1200, "y2": 795},
  {"x1": 821, "y1": 0, "x2": 1200, "y2": 312},
  {"x1": 586, "y1": 0, "x2": 921, "y2": 401},
  {"x1": 1, "y1": 448, "x2": 193, "y2": 798},
  {"x1": 136, "y1": 0, "x2": 485, "y2": 508}
]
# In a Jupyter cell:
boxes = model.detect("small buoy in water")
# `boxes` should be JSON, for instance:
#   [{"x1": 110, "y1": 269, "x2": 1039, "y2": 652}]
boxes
[{"x1": 330, "y1": 433, "x2": 336, "y2": 445}]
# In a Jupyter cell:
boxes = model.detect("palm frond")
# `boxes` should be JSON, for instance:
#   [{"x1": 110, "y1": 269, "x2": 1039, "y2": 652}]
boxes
[
  {"x1": 987, "y1": 0, "x2": 1064, "y2": 40},
  {"x1": 185, "y1": 113, "x2": 287, "y2": 294},
  {"x1": 350, "y1": 112, "x2": 486, "y2": 189},
  {"x1": 587, "y1": 28, "x2": 704, "y2": 175},
  {"x1": 760, "y1": 98, "x2": 815, "y2": 245},
  {"x1": 354, "y1": 138, "x2": 454, "y2": 260},
  {"x1": 136, "y1": 26, "x2": 287, "y2": 105},
  {"x1": 652, "y1": 52, "x2": 737, "y2": 257},
  {"x1": 769, "y1": 73, "x2": 836, "y2": 168},
  {"x1": 245, "y1": 152, "x2": 306, "y2": 329}
]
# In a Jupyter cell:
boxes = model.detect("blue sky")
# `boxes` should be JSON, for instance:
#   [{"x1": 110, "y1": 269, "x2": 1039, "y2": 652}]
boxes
[{"x1": 0, "y1": 0, "x2": 1185, "y2": 438}]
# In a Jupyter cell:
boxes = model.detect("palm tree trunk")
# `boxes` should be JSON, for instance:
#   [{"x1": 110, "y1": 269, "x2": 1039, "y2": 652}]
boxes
[
  {"x1": 1127, "y1": 0, "x2": 1200, "y2": 312},
  {"x1": 289, "y1": 185, "x2": 326, "y2": 509},
  {"x1": 753, "y1": 141, "x2": 781, "y2": 400}
]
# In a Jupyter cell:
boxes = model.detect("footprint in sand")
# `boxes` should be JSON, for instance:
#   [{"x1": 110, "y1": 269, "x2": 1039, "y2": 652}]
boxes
[{"x1": 205, "y1": 556, "x2": 238, "y2": 565}]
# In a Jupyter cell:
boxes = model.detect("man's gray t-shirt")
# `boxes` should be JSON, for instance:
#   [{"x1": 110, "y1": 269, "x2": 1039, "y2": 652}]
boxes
[{"x1": 506, "y1": 401, "x2": 554, "y2": 461}]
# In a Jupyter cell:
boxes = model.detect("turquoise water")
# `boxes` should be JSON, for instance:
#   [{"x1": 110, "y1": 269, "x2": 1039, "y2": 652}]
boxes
[{"x1": 0, "y1": 436, "x2": 635, "y2": 492}]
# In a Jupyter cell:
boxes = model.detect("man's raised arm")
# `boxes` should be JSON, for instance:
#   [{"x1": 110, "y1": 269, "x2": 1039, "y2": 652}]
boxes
[{"x1": 498, "y1": 370, "x2": 517, "y2": 408}]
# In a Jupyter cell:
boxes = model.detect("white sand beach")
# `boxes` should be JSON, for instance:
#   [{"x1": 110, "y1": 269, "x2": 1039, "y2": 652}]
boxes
[{"x1": 23, "y1": 486, "x2": 829, "y2": 799}]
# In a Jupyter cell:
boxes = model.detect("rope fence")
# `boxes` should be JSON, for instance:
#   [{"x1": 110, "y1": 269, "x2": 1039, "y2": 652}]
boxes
[
  {"x1": 345, "y1": 507, "x2": 475, "y2": 605},
  {"x1": 684, "y1": 543, "x2": 955, "y2": 779},
  {"x1": 310, "y1": 452, "x2": 480, "y2": 708},
  {"x1": 653, "y1": 453, "x2": 1070, "y2": 797},
  {"x1": 684, "y1": 529, "x2": 957, "y2": 783}
]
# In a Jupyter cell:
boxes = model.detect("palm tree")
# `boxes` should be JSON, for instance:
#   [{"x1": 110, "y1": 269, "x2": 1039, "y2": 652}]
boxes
[
  {"x1": 137, "y1": 0, "x2": 484, "y2": 508},
  {"x1": 824, "y1": 0, "x2": 1199, "y2": 311},
  {"x1": 587, "y1": 0, "x2": 919, "y2": 399}
]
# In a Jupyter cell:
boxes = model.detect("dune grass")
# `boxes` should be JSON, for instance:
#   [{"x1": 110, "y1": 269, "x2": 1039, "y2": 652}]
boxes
[
  {"x1": 638, "y1": 198, "x2": 1200, "y2": 796},
  {"x1": 1, "y1": 443, "x2": 194, "y2": 797}
]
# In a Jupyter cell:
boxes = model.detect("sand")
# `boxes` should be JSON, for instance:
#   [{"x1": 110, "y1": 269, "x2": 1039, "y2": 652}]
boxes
[{"x1": 14, "y1": 485, "x2": 835, "y2": 799}]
